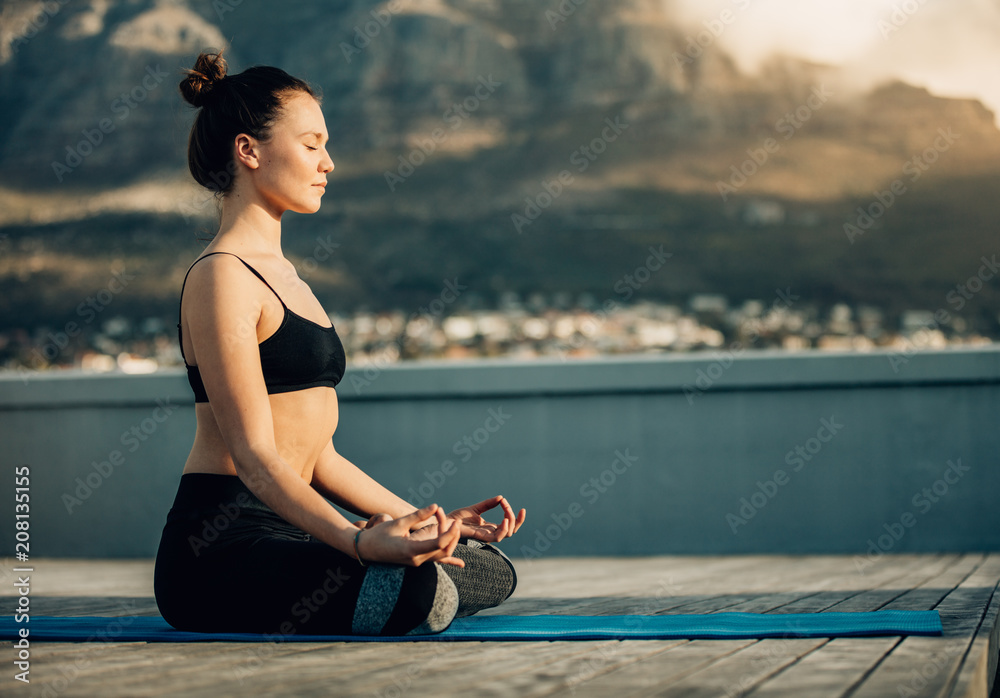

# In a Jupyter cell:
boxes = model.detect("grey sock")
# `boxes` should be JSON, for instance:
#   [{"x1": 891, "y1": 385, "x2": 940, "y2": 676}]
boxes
[
  {"x1": 351, "y1": 565, "x2": 405, "y2": 635},
  {"x1": 442, "y1": 540, "x2": 517, "y2": 618},
  {"x1": 405, "y1": 564, "x2": 458, "y2": 635}
]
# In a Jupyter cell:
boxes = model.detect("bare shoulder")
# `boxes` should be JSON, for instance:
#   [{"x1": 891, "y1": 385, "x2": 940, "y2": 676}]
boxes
[
  {"x1": 187, "y1": 251, "x2": 281, "y2": 316},
  {"x1": 180, "y1": 252, "x2": 271, "y2": 362}
]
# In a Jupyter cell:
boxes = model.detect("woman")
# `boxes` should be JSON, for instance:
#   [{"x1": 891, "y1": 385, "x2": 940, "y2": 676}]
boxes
[{"x1": 154, "y1": 52, "x2": 526, "y2": 637}]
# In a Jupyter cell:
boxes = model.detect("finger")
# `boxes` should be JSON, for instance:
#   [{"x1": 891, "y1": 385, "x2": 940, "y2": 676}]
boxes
[
  {"x1": 514, "y1": 508, "x2": 527, "y2": 534},
  {"x1": 407, "y1": 524, "x2": 460, "y2": 559},
  {"x1": 353, "y1": 519, "x2": 368, "y2": 529},
  {"x1": 434, "y1": 507, "x2": 451, "y2": 534},
  {"x1": 366, "y1": 513, "x2": 391, "y2": 529},
  {"x1": 397, "y1": 503, "x2": 439, "y2": 530},
  {"x1": 466, "y1": 495, "x2": 504, "y2": 516},
  {"x1": 438, "y1": 509, "x2": 462, "y2": 552},
  {"x1": 418, "y1": 551, "x2": 465, "y2": 568},
  {"x1": 497, "y1": 496, "x2": 516, "y2": 540},
  {"x1": 498, "y1": 495, "x2": 516, "y2": 522},
  {"x1": 493, "y1": 515, "x2": 510, "y2": 542}
]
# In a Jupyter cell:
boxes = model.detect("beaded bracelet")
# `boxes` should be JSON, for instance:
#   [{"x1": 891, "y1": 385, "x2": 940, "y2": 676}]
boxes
[{"x1": 353, "y1": 529, "x2": 367, "y2": 567}]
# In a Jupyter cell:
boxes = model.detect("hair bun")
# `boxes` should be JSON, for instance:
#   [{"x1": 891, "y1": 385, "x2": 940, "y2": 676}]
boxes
[{"x1": 180, "y1": 51, "x2": 228, "y2": 108}]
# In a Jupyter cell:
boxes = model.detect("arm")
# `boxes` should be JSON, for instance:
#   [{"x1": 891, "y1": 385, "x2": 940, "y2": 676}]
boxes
[
  {"x1": 310, "y1": 440, "x2": 415, "y2": 521},
  {"x1": 311, "y1": 439, "x2": 526, "y2": 542},
  {"x1": 185, "y1": 255, "x2": 460, "y2": 566}
]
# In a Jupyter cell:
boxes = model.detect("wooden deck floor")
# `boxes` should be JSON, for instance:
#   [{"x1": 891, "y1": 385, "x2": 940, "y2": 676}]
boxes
[{"x1": 1, "y1": 553, "x2": 998, "y2": 697}]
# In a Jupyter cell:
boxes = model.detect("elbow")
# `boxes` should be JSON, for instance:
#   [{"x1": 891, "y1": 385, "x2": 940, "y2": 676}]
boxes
[{"x1": 230, "y1": 442, "x2": 282, "y2": 493}]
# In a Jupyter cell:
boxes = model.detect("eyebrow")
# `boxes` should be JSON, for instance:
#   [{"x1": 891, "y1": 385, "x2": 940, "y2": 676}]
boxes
[{"x1": 299, "y1": 131, "x2": 327, "y2": 141}]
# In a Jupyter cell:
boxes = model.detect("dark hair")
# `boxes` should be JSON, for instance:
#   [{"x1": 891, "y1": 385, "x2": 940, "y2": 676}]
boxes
[{"x1": 179, "y1": 51, "x2": 317, "y2": 194}]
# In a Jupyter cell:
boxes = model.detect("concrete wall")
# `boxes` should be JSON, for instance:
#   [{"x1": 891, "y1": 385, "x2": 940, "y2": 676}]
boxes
[{"x1": 1, "y1": 347, "x2": 999, "y2": 560}]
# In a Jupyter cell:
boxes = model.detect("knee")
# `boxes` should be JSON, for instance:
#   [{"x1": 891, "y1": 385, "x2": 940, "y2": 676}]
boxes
[{"x1": 479, "y1": 542, "x2": 518, "y2": 601}]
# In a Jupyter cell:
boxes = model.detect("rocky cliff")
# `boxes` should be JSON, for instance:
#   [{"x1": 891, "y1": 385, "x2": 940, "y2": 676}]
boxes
[{"x1": 1, "y1": 0, "x2": 999, "y2": 327}]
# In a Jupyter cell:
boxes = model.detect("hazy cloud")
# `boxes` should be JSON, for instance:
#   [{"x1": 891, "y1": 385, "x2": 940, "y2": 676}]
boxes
[{"x1": 670, "y1": 0, "x2": 1000, "y2": 125}]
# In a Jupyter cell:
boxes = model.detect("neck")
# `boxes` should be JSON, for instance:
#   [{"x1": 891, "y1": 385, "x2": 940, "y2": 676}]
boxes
[{"x1": 215, "y1": 189, "x2": 284, "y2": 256}]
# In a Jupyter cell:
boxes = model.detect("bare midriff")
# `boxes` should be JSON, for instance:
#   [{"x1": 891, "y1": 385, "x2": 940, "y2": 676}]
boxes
[{"x1": 181, "y1": 386, "x2": 339, "y2": 482}]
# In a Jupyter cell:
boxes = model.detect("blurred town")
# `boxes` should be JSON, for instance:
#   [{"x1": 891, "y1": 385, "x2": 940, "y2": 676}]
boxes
[{"x1": 2, "y1": 292, "x2": 995, "y2": 376}]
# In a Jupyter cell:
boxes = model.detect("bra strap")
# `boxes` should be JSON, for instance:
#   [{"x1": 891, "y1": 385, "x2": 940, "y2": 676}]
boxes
[{"x1": 177, "y1": 251, "x2": 288, "y2": 362}]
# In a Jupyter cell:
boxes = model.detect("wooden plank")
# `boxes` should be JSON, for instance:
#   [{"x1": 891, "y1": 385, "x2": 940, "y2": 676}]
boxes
[
  {"x1": 850, "y1": 554, "x2": 1000, "y2": 698},
  {"x1": 535, "y1": 640, "x2": 760, "y2": 697},
  {"x1": 0, "y1": 558, "x2": 154, "y2": 597},
  {"x1": 829, "y1": 553, "x2": 982, "y2": 613},
  {"x1": 56, "y1": 639, "x2": 439, "y2": 693},
  {"x1": 0, "y1": 595, "x2": 159, "y2": 617},
  {"x1": 949, "y1": 554, "x2": 1000, "y2": 697},
  {"x1": 276, "y1": 640, "x2": 656, "y2": 698},
  {"x1": 775, "y1": 554, "x2": 958, "y2": 614},
  {"x1": 733, "y1": 637, "x2": 902, "y2": 697},
  {"x1": 635, "y1": 638, "x2": 828, "y2": 698}
]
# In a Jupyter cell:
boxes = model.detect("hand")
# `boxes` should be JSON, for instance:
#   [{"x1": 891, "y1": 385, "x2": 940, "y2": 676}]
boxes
[
  {"x1": 447, "y1": 495, "x2": 526, "y2": 543},
  {"x1": 354, "y1": 505, "x2": 465, "y2": 568},
  {"x1": 354, "y1": 513, "x2": 391, "y2": 530}
]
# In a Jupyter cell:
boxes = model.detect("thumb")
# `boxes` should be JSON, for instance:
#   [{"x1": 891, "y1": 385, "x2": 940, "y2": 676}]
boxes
[
  {"x1": 399, "y1": 503, "x2": 439, "y2": 529},
  {"x1": 366, "y1": 513, "x2": 392, "y2": 529}
]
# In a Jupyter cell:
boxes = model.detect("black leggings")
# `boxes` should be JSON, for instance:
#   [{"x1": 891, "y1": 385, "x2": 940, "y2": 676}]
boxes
[{"x1": 153, "y1": 473, "x2": 516, "y2": 636}]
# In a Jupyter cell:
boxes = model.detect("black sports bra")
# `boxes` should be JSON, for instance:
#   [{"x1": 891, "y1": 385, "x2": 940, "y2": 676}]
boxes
[{"x1": 177, "y1": 252, "x2": 347, "y2": 403}]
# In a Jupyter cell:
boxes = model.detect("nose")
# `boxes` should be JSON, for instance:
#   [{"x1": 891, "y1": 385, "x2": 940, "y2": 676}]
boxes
[{"x1": 320, "y1": 148, "x2": 334, "y2": 174}]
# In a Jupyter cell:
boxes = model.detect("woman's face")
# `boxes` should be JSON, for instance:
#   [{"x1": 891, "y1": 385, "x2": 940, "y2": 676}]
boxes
[{"x1": 249, "y1": 91, "x2": 334, "y2": 216}]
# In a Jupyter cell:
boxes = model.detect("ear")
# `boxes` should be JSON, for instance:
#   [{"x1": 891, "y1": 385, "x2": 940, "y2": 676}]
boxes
[{"x1": 233, "y1": 133, "x2": 261, "y2": 170}]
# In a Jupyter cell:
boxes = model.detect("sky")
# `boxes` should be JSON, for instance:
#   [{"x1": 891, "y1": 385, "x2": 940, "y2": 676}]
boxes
[{"x1": 671, "y1": 0, "x2": 1000, "y2": 126}]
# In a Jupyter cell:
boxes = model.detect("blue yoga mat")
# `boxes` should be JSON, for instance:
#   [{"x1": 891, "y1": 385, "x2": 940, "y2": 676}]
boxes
[{"x1": 0, "y1": 611, "x2": 942, "y2": 642}]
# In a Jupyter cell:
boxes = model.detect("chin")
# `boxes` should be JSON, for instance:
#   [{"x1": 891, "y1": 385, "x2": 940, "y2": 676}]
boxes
[{"x1": 291, "y1": 198, "x2": 323, "y2": 215}]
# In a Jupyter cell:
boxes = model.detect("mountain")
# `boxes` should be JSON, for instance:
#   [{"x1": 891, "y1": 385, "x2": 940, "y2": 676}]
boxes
[{"x1": 1, "y1": 0, "x2": 999, "y2": 332}]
